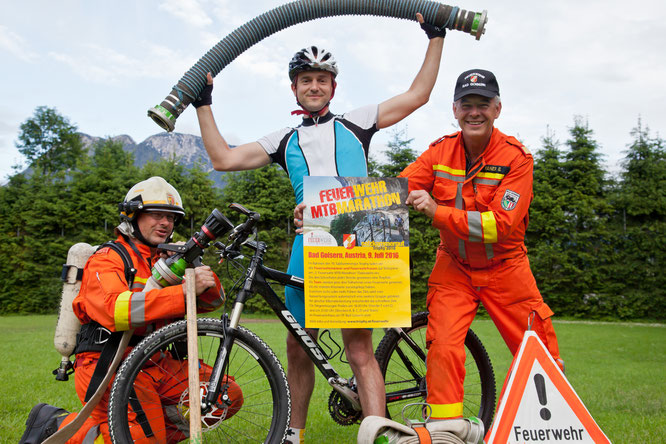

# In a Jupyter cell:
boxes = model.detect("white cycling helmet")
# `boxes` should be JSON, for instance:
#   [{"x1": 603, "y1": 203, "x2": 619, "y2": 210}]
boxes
[{"x1": 288, "y1": 46, "x2": 339, "y2": 82}]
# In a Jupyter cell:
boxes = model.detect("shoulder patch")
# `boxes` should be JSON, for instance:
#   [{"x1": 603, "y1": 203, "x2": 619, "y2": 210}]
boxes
[
  {"x1": 501, "y1": 189, "x2": 521, "y2": 211},
  {"x1": 506, "y1": 136, "x2": 531, "y2": 156}
]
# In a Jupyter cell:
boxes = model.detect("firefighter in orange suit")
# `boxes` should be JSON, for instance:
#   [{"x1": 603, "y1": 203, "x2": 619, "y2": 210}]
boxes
[
  {"x1": 400, "y1": 69, "x2": 563, "y2": 421},
  {"x1": 20, "y1": 177, "x2": 242, "y2": 444}
]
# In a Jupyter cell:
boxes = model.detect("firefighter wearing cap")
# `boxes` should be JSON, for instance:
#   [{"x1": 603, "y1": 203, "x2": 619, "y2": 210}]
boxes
[
  {"x1": 401, "y1": 70, "x2": 563, "y2": 420},
  {"x1": 20, "y1": 177, "x2": 242, "y2": 444},
  {"x1": 194, "y1": 14, "x2": 448, "y2": 443}
]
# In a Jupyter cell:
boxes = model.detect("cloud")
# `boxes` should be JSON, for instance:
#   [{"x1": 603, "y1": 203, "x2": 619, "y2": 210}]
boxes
[
  {"x1": 233, "y1": 45, "x2": 286, "y2": 81},
  {"x1": 0, "y1": 25, "x2": 38, "y2": 62},
  {"x1": 158, "y1": 0, "x2": 212, "y2": 28},
  {"x1": 48, "y1": 42, "x2": 191, "y2": 84}
]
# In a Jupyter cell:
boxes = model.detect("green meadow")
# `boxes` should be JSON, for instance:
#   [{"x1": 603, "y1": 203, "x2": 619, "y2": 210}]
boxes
[{"x1": 1, "y1": 315, "x2": 663, "y2": 443}]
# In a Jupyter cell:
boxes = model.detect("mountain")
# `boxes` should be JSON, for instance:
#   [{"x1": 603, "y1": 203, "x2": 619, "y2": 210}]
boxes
[{"x1": 79, "y1": 132, "x2": 228, "y2": 188}]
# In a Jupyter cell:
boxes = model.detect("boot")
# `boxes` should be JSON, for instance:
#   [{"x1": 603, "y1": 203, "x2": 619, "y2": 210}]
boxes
[{"x1": 18, "y1": 403, "x2": 69, "y2": 444}]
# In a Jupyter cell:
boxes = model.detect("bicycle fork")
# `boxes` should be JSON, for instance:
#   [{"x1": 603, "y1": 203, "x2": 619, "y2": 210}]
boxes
[{"x1": 201, "y1": 248, "x2": 263, "y2": 412}]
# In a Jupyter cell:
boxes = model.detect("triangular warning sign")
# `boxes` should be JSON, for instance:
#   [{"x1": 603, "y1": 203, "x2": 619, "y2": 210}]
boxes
[{"x1": 485, "y1": 331, "x2": 611, "y2": 443}]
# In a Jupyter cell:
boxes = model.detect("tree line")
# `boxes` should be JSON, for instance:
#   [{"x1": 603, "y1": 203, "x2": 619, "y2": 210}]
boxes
[{"x1": 0, "y1": 107, "x2": 663, "y2": 320}]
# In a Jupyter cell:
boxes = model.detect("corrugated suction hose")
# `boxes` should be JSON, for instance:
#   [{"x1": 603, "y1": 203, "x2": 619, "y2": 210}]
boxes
[{"x1": 148, "y1": 0, "x2": 488, "y2": 132}]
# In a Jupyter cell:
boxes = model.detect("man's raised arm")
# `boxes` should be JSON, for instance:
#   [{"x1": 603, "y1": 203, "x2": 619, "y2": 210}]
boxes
[
  {"x1": 376, "y1": 13, "x2": 446, "y2": 129},
  {"x1": 195, "y1": 73, "x2": 272, "y2": 172}
]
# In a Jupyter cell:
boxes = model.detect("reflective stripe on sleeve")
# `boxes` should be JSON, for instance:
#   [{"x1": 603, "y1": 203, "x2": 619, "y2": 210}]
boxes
[
  {"x1": 467, "y1": 211, "x2": 497, "y2": 244},
  {"x1": 481, "y1": 211, "x2": 498, "y2": 243},
  {"x1": 130, "y1": 292, "x2": 146, "y2": 327},
  {"x1": 468, "y1": 211, "x2": 483, "y2": 243},
  {"x1": 114, "y1": 291, "x2": 132, "y2": 331}
]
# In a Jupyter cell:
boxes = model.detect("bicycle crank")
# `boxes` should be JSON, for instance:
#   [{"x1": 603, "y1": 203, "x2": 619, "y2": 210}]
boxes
[{"x1": 328, "y1": 390, "x2": 362, "y2": 426}]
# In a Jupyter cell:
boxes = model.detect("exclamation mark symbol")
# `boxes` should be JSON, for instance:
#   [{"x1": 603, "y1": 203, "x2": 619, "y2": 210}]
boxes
[{"x1": 534, "y1": 373, "x2": 551, "y2": 420}]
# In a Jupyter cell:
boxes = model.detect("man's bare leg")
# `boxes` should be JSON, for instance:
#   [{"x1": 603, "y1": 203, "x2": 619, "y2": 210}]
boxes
[
  {"x1": 286, "y1": 329, "x2": 319, "y2": 427},
  {"x1": 341, "y1": 328, "x2": 386, "y2": 417}
]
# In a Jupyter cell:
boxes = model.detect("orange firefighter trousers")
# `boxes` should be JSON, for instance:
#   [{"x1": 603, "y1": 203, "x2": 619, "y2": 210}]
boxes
[
  {"x1": 425, "y1": 249, "x2": 561, "y2": 419},
  {"x1": 59, "y1": 352, "x2": 243, "y2": 443}
]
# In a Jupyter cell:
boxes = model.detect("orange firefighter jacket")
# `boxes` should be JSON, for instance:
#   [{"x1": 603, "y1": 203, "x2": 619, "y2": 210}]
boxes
[
  {"x1": 400, "y1": 128, "x2": 533, "y2": 269},
  {"x1": 73, "y1": 235, "x2": 223, "y2": 334}
]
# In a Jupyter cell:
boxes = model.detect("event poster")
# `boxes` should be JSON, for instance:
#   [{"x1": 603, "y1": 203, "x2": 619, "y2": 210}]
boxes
[{"x1": 302, "y1": 176, "x2": 411, "y2": 328}]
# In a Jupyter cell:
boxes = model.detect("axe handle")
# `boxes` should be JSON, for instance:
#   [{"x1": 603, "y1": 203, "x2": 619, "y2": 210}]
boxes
[{"x1": 185, "y1": 268, "x2": 202, "y2": 441}]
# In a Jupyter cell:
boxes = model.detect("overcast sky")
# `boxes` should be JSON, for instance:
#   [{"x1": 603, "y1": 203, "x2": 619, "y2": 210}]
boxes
[{"x1": 2, "y1": 0, "x2": 665, "y2": 181}]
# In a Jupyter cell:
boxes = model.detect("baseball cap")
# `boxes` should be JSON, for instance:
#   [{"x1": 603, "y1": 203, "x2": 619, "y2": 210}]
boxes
[{"x1": 453, "y1": 69, "x2": 500, "y2": 101}]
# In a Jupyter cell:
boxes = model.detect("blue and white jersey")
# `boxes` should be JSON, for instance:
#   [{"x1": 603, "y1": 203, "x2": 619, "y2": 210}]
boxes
[{"x1": 257, "y1": 104, "x2": 379, "y2": 203}]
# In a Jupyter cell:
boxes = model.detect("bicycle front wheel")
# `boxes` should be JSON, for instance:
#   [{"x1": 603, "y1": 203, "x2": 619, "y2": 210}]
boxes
[
  {"x1": 375, "y1": 311, "x2": 496, "y2": 428},
  {"x1": 108, "y1": 318, "x2": 290, "y2": 443}
]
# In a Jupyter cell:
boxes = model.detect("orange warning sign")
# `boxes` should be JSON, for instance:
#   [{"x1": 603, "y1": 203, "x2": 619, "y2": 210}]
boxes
[{"x1": 485, "y1": 331, "x2": 610, "y2": 443}]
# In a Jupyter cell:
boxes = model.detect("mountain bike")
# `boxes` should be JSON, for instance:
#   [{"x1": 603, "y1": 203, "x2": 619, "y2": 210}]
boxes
[{"x1": 107, "y1": 203, "x2": 496, "y2": 443}]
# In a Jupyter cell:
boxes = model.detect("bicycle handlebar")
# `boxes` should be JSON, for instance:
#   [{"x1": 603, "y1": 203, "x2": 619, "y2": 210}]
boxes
[{"x1": 216, "y1": 203, "x2": 262, "y2": 259}]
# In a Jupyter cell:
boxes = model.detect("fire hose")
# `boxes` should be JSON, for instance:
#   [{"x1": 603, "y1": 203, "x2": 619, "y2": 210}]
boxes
[{"x1": 148, "y1": 0, "x2": 488, "y2": 132}]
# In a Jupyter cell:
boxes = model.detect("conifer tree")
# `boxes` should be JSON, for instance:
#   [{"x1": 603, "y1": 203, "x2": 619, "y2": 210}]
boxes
[
  {"x1": 376, "y1": 127, "x2": 418, "y2": 177},
  {"x1": 559, "y1": 117, "x2": 614, "y2": 316},
  {"x1": 527, "y1": 132, "x2": 573, "y2": 310},
  {"x1": 609, "y1": 119, "x2": 666, "y2": 319}
]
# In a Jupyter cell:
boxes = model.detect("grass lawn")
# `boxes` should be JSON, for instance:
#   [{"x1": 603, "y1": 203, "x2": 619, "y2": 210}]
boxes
[{"x1": 1, "y1": 314, "x2": 664, "y2": 443}]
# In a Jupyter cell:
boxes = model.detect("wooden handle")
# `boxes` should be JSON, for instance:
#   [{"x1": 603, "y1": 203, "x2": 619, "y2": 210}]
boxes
[{"x1": 185, "y1": 268, "x2": 202, "y2": 441}]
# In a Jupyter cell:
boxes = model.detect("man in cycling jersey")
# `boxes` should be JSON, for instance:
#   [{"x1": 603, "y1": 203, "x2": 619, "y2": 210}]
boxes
[
  {"x1": 195, "y1": 14, "x2": 447, "y2": 443},
  {"x1": 400, "y1": 69, "x2": 563, "y2": 421}
]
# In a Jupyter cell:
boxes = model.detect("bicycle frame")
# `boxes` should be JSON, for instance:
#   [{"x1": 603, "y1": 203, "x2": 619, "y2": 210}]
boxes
[
  {"x1": 198, "y1": 203, "x2": 429, "y2": 418},
  {"x1": 203, "y1": 239, "x2": 362, "y2": 412}
]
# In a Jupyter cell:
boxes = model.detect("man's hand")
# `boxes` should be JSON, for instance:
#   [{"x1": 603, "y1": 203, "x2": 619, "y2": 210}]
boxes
[
  {"x1": 191, "y1": 265, "x2": 216, "y2": 296},
  {"x1": 192, "y1": 72, "x2": 214, "y2": 108},
  {"x1": 406, "y1": 190, "x2": 437, "y2": 219},
  {"x1": 417, "y1": 12, "x2": 446, "y2": 40},
  {"x1": 294, "y1": 203, "x2": 307, "y2": 234},
  {"x1": 158, "y1": 241, "x2": 185, "y2": 260}
]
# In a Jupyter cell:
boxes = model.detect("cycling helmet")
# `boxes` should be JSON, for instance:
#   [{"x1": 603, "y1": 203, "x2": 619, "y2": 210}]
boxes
[
  {"x1": 117, "y1": 176, "x2": 185, "y2": 244},
  {"x1": 288, "y1": 46, "x2": 339, "y2": 82}
]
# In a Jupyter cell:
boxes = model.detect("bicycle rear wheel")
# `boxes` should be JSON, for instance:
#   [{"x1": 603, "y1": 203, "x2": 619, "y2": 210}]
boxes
[
  {"x1": 375, "y1": 311, "x2": 496, "y2": 428},
  {"x1": 108, "y1": 318, "x2": 290, "y2": 443}
]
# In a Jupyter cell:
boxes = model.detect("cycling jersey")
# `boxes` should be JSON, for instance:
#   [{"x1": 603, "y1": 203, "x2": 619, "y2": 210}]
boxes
[
  {"x1": 258, "y1": 105, "x2": 379, "y2": 326},
  {"x1": 258, "y1": 105, "x2": 378, "y2": 204}
]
